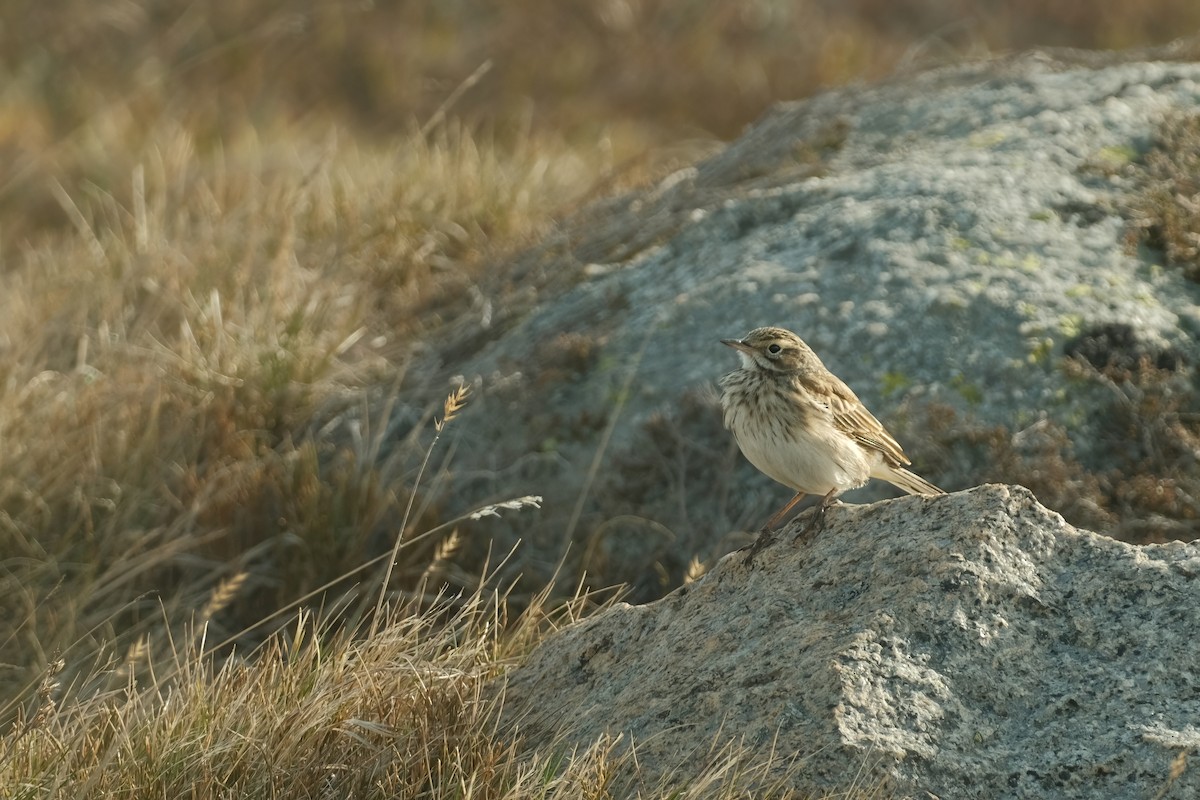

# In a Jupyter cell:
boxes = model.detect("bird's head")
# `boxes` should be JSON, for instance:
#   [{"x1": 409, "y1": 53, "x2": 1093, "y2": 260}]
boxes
[{"x1": 721, "y1": 326, "x2": 816, "y2": 373}]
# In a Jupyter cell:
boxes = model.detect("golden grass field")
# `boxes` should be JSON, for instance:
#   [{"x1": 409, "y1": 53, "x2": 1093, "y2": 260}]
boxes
[{"x1": 3, "y1": 2, "x2": 1199, "y2": 796}]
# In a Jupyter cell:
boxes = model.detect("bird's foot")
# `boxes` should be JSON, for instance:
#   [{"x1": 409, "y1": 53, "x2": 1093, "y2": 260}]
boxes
[
  {"x1": 792, "y1": 490, "x2": 840, "y2": 544},
  {"x1": 742, "y1": 527, "x2": 777, "y2": 565}
]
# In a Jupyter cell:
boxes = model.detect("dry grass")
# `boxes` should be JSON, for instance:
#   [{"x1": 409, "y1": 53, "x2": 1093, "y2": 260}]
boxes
[
  {"x1": 0, "y1": 583, "x2": 879, "y2": 799},
  {"x1": 4, "y1": 1, "x2": 1200, "y2": 796},
  {"x1": 0, "y1": 583, "x2": 542, "y2": 797},
  {"x1": 1129, "y1": 112, "x2": 1200, "y2": 281},
  {"x1": 0, "y1": 120, "x2": 590, "y2": 707},
  {"x1": 907, "y1": 352, "x2": 1200, "y2": 544}
]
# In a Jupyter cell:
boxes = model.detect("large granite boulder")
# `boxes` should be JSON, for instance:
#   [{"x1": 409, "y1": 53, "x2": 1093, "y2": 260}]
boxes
[{"x1": 496, "y1": 484, "x2": 1200, "y2": 799}]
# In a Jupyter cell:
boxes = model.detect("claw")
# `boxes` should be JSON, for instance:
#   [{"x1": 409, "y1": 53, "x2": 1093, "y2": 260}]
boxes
[
  {"x1": 742, "y1": 527, "x2": 777, "y2": 565},
  {"x1": 792, "y1": 488, "x2": 839, "y2": 544}
]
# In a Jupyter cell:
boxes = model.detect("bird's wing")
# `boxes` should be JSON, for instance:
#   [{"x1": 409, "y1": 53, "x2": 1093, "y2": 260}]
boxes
[{"x1": 811, "y1": 374, "x2": 912, "y2": 467}]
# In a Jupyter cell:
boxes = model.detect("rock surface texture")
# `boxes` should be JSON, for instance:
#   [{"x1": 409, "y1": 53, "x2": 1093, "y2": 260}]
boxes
[
  {"x1": 497, "y1": 485, "x2": 1200, "y2": 799},
  {"x1": 420, "y1": 50, "x2": 1200, "y2": 590}
]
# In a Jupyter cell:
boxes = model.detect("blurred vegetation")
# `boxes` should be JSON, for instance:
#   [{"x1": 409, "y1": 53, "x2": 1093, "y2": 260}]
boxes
[
  {"x1": 7, "y1": 0, "x2": 1200, "y2": 238},
  {"x1": 1129, "y1": 111, "x2": 1200, "y2": 281},
  {"x1": 2, "y1": 1, "x2": 1200, "y2": 795}
]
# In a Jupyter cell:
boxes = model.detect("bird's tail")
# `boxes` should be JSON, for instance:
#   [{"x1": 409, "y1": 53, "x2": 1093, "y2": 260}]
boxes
[{"x1": 876, "y1": 464, "x2": 945, "y2": 496}]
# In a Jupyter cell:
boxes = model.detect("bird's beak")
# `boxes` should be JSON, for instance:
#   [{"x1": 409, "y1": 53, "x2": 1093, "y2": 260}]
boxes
[{"x1": 721, "y1": 338, "x2": 753, "y2": 354}]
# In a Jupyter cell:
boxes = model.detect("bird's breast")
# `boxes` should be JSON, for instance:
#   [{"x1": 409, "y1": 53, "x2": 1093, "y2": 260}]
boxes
[{"x1": 720, "y1": 368, "x2": 872, "y2": 494}]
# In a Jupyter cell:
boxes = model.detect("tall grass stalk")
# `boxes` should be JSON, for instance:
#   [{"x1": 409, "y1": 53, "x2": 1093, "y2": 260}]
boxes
[{"x1": 372, "y1": 385, "x2": 470, "y2": 638}]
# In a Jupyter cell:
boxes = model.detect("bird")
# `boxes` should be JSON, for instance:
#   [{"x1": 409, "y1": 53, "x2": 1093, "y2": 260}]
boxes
[{"x1": 719, "y1": 326, "x2": 944, "y2": 553}]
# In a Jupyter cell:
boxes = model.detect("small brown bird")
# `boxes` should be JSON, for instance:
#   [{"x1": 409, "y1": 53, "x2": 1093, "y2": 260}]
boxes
[{"x1": 720, "y1": 326, "x2": 944, "y2": 542}]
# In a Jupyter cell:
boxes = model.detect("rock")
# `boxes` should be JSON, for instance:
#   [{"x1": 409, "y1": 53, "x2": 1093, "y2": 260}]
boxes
[
  {"x1": 410, "y1": 50, "x2": 1200, "y2": 592},
  {"x1": 495, "y1": 485, "x2": 1200, "y2": 799}
]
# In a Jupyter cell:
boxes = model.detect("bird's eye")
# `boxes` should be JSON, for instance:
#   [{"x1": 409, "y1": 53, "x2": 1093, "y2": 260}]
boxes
[{"x1": 767, "y1": 344, "x2": 782, "y2": 355}]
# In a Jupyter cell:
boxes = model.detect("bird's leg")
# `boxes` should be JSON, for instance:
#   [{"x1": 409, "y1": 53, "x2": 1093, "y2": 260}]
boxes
[
  {"x1": 764, "y1": 491, "x2": 807, "y2": 531},
  {"x1": 793, "y1": 488, "x2": 839, "y2": 543},
  {"x1": 743, "y1": 491, "x2": 806, "y2": 565}
]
